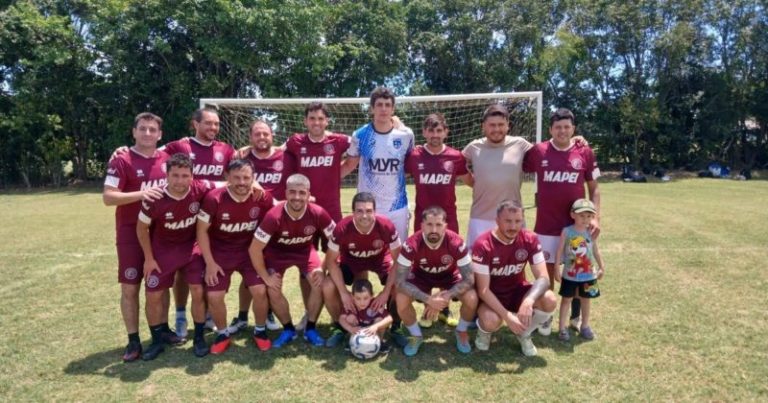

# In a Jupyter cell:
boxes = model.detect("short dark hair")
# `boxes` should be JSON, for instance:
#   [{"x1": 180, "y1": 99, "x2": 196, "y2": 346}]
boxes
[
  {"x1": 351, "y1": 279, "x2": 374, "y2": 295},
  {"x1": 133, "y1": 112, "x2": 163, "y2": 129},
  {"x1": 352, "y1": 192, "x2": 376, "y2": 211},
  {"x1": 370, "y1": 87, "x2": 396, "y2": 107},
  {"x1": 192, "y1": 107, "x2": 219, "y2": 123},
  {"x1": 550, "y1": 108, "x2": 576, "y2": 127},
  {"x1": 166, "y1": 153, "x2": 193, "y2": 173},
  {"x1": 422, "y1": 205, "x2": 447, "y2": 222},
  {"x1": 482, "y1": 104, "x2": 509, "y2": 122},
  {"x1": 250, "y1": 119, "x2": 273, "y2": 133},
  {"x1": 423, "y1": 113, "x2": 447, "y2": 130},
  {"x1": 304, "y1": 101, "x2": 329, "y2": 118},
  {"x1": 226, "y1": 158, "x2": 254, "y2": 173},
  {"x1": 496, "y1": 199, "x2": 523, "y2": 216}
]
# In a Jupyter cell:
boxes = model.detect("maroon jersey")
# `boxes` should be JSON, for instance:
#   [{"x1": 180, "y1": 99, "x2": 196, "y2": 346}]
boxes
[
  {"x1": 138, "y1": 180, "x2": 214, "y2": 248},
  {"x1": 246, "y1": 148, "x2": 286, "y2": 200},
  {"x1": 254, "y1": 202, "x2": 335, "y2": 265},
  {"x1": 104, "y1": 148, "x2": 169, "y2": 243},
  {"x1": 283, "y1": 133, "x2": 351, "y2": 221},
  {"x1": 327, "y1": 215, "x2": 401, "y2": 273},
  {"x1": 343, "y1": 300, "x2": 389, "y2": 327},
  {"x1": 164, "y1": 137, "x2": 234, "y2": 181},
  {"x1": 523, "y1": 141, "x2": 600, "y2": 236},
  {"x1": 471, "y1": 229, "x2": 545, "y2": 296},
  {"x1": 197, "y1": 187, "x2": 274, "y2": 254},
  {"x1": 405, "y1": 145, "x2": 469, "y2": 232},
  {"x1": 397, "y1": 230, "x2": 471, "y2": 285}
]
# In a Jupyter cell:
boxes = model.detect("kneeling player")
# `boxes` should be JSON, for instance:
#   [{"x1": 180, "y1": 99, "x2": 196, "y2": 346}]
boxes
[
  {"x1": 339, "y1": 279, "x2": 394, "y2": 355},
  {"x1": 249, "y1": 174, "x2": 335, "y2": 348},
  {"x1": 472, "y1": 200, "x2": 557, "y2": 356},
  {"x1": 321, "y1": 192, "x2": 405, "y2": 348},
  {"x1": 395, "y1": 206, "x2": 478, "y2": 356}
]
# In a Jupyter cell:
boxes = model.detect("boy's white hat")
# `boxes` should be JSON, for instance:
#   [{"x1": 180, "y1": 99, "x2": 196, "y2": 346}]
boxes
[{"x1": 571, "y1": 198, "x2": 596, "y2": 214}]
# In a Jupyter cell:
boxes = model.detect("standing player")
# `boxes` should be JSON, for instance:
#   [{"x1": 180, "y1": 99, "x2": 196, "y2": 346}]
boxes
[
  {"x1": 321, "y1": 192, "x2": 406, "y2": 348},
  {"x1": 136, "y1": 154, "x2": 214, "y2": 359},
  {"x1": 346, "y1": 87, "x2": 414, "y2": 243},
  {"x1": 191, "y1": 159, "x2": 275, "y2": 354},
  {"x1": 472, "y1": 200, "x2": 557, "y2": 356},
  {"x1": 103, "y1": 112, "x2": 169, "y2": 362},
  {"x1": 394, "y1": 206, "x2": 478, "y2": 356},
  {"x1": 523, "y1": 108, "x2": 600, "y2": 332},
  {"x1": 462, "y1": 104, "x2": 532, "y2": 248},
  {"x1": 249, "y1": 174, "x2": 336, "y2": 348}
]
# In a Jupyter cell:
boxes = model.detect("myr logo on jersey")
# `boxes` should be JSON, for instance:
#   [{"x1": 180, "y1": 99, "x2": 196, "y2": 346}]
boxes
[{"x1": 368, "y1": 158, "x2": 400, "y2": 172}]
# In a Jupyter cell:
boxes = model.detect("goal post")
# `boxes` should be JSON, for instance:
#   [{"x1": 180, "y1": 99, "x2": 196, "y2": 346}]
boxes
[{"x1": 200, "y1": 91, "x2": 543, "y2": 187}]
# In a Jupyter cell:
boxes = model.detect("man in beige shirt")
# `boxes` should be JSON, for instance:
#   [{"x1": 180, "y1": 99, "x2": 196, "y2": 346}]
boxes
[{"x1": 462, "y1": 104, "x2": 533, "y2": 247}]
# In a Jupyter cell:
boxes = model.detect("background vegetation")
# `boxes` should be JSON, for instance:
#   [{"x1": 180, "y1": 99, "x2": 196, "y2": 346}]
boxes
[{"x1": 1, "y1": 0, "x2": 767, "y2": 187}]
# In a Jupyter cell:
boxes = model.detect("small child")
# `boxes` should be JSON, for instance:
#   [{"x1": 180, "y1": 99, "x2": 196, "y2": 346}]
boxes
[
  {"x1": 340, "y1": 279, "x2": 394, "y2": 354},
  {"x1": 554, "y1": 199, "x2": 605, "y2": 341}
]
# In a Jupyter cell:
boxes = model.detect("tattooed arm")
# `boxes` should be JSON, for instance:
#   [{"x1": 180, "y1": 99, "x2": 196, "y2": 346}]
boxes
[
  {"x1": 395, "y1": 262, "x2": 430, "y2": 303},
  {"x1": 447, "y1": 262, "x2": 474, "y2": 299}
]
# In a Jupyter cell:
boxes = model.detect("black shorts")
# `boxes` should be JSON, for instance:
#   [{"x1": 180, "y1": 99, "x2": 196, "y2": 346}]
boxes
[
  {"x1": 341, "y1": 263, "x2": 387, "y2": 287},
  {"x1": 559, "y1": 278, "x2": 601, "y2": 299}
]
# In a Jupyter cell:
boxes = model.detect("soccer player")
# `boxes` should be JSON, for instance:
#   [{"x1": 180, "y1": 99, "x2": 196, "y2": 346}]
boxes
[
  {"x1": 103, "y1": 112, "x2": 170, "y2": 362},
  {"x1": 249, "y1": 174, "x2": 336, "y2": 348},
  {"x1": 191, "y1": 159, "x2": 275, "y2": 354},
  {"x1": 136, "y1": 153, "x2": 214, "y2": 359},
  {"x1": 523, "y1": 108, "x2": 601, "y2": 331},
  {"x1": 243, "y1": 120, "x2": 286, "y2": 200},
  {"x1": 321, "y1": 192, "x2": 406, "y2": 348},
  {"x1": 472, "y1": 200, "x2": 557, "y2": 356},
  {"x1": 394, "y1": 206, "x2": 478, "y2": 356},
  {"x1": 462, "y1": 104, "x2": 532, "y2": 248},
  {"x1": 346, "y1": 87, "x2": 415, "y2": 243}
]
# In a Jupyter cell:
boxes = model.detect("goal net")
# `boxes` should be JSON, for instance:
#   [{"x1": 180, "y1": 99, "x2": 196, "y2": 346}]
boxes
[{"x1": 200, "y1": 92, "x2": 543, "y2": 187}]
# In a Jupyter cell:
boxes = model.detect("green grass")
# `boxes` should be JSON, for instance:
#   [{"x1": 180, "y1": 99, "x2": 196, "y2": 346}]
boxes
[{"x1": 1, "y1": 180, "x2": 767, "y2": 401}]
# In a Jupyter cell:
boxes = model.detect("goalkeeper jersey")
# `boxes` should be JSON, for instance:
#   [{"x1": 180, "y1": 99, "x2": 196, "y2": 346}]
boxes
[{"x1": 349, "y1": 123, "x2": 414, "y2": 213}]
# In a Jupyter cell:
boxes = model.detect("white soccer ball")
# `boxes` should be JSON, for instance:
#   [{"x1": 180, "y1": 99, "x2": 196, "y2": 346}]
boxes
[{"x1": 349, "y1": 331, "x2": 380, "y2": 360}]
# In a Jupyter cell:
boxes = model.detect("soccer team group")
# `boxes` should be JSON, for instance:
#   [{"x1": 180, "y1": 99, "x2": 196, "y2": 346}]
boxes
[{"x1": 104, "y1": 87, "x2": 605, "y2": 363}]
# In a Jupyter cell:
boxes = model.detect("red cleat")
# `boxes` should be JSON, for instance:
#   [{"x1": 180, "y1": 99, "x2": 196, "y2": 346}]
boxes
[
  {"x1": 210, "y1": 334, "x2": 231, "y2": 355},
  {"x1": 253, "y1": 335, "x2": 271, "y2": 351}
]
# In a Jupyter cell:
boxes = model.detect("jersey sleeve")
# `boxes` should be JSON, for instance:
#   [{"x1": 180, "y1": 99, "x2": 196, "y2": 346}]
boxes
[
  {"x1": 451, "y1": 235, "x2": 472, "y2": 267},
  {"x1": 470, "y1": 238, "x2": 490, "y2": 274},
  {"x1": 281, "y1": 136, "x2": 300, "y2": 176},
  {"x1": 527, "y1": 232, "x2": 546, "y2": 265},
  {"x1": 327, "y1": 223, "x2": 343, "y2": 252},
  {"x1": 347, "y1": 131, "x2": 361, "y2": 157},
  {"x1": 454, "y1": 152, "x2": 469, "y2": 176},
  {"x1": 317, "y1": 207, "x2": 336, "y2": 238},
  {"x1": 397, "y1": 238, "x2": 416, "y2": 267},
  {"x1": 138, "y1": 200, "x2": 154, "y2": 224},
  {"x1": 522, "y1": 144, "x2": 539, "y2": 174},
  {"x1": 583, "y1": 146, "x2": 601, "y2": 181},
  {"x1": 197, "y1": 192, "x2": 217, "y2": 224},
  {"x1": 104, "y1": 157, "x2": 126, "y2": 189},
  {"x1": 380, "y1": 217, "x2": 401, "y2": 250},
  {"x1": 253, "y1": 209, "x2": 279, "y2": 244}
]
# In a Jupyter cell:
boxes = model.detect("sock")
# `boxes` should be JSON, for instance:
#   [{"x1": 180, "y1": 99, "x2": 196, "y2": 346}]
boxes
[
  {"x1": 406, "y1": 323, "x2": 422, "y2": 337},
  {"x1": 128, "y1": 332, "x2": 140, "y2": 344},
  {"x1": 522, "y1": 309, "x2": 554, "y2": 337},
  {"x1": 571, "y1": 299, "x2": 581, "y2": 319},
  {"x1": 159, "y1": 322, "x2": 171, "y2": 333},
  {"x1": 193, "y1": 322, "x2": 205, "y2": 340},
  {"x1": 216, "y1": 328, "x2": 229, "y2": 338},
  {"x1": 456, "y1": 318, "x2": 472, "y2": 332},
  {"x1": 283, "y1": 322, "x2": 296, "y2": 332},
  {"x1": 238, "y1": 310, "x2": 248, "y2": 322},
  {"x1": 176, "y1": 307, "x2": 186, "y2": 316},
  {"x1": 253, "y1": 325, "x2": 267, "y2": 339},
  {"x1": 150, "y1": 324, "x2": 164, "y2": 344},
  {"x1": 306, "y1": 321, "x2": 316, "y2": 331}
]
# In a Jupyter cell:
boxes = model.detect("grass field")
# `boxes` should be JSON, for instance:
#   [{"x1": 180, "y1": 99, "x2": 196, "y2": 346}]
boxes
[{"x1": 1, "y1": 179, "x2": 767, "y2": 401}]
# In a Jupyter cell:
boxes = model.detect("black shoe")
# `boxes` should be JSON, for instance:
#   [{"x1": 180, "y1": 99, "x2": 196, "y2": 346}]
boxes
[
  {"x1": 142, "y1": 342, "x2": 165, "y2": 361},
  {"x1": 122, "y1": 340, "x2": 142, "y2": 363},
  {"x1": 379, "y1": 341, "x2": 391, "y2": 355},
  {"x1": 193, "y1": 338, "x2": 209, "y2": 358},
  {"x1": 160, "y1": 330, "x2": 185, "y2": 346}
]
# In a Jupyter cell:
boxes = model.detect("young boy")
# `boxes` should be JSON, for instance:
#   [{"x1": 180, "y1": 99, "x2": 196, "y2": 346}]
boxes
[
  {"x1": 339, "y1": 279, "x2": 394, "y2": 354},
  {"x1": 554, "y1": 199, "x2": 605, "y2": 341}
]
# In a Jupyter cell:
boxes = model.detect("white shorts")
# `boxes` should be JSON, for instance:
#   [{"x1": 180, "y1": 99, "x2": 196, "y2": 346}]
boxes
[
  {"x1": 383, "y1": 207, "x2": 410, "y2": 244},
  {"x1": 466, "y1": 218, "x2": 496, "y2": 250},
  {"x1": 536, "y1": 234, "x2": 560, "y2": 264}
]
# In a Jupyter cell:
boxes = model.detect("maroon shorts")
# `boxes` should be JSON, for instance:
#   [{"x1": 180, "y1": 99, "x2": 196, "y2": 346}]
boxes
[
  {"x1": 265, "y1": 249, "x2": 322, "y2": 276},
  {"x1": 116, "y1": 243, "x2": 143, "y2": 285},
  {"x1": 406, "y1": 272, "x2": 462, "y2": 295},
  {"x1": 494, "y1": 283, "x2": 533, "y2": 313},
  {"x1": 187, "y1": 251, "x2": 264, "y2": 292},
  {"x1": 145, "y1": 244, "x2": 197, "y2": 291},
  {"x1": 341, "y1": 262, "x2": 390, "y2": 286}
]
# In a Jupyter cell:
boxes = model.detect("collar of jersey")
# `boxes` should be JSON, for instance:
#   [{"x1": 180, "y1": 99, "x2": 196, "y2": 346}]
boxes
[
  {"x1": 283, "y1": 202, "x2": 307, "y2": 221},
  {"x1": 190, "y1": 136, "x2": 214, "y2": 147}
]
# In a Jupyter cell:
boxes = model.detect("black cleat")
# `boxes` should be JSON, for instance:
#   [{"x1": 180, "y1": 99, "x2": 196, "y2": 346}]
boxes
[
  {"x1": 160, "y1": 330, "x2": 185, "y2": 346},
  {"x1": 142, "y1": 342, "x2": 165, "y2": 361},
  {"x1": 193, "y1": 338, "x2": 209, "y2": 358},
  {"x1": 122, "y1": 341, "x2": 142, "y2": 363}
]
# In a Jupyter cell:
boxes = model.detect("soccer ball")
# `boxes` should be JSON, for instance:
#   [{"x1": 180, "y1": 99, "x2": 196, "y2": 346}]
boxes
[{"x1": 349, "y1": 331, "x2": 380, "y2": 360}]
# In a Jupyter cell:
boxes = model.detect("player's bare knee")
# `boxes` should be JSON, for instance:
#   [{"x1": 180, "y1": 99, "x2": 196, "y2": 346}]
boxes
[{"x1": 539, "y1": 290, "x2": 558, "y2": 312}]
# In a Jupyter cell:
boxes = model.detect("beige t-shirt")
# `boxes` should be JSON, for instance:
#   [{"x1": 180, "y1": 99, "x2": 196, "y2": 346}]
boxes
[{"x1": 462, "y1": 136, "x2": 532, "y2": 220}]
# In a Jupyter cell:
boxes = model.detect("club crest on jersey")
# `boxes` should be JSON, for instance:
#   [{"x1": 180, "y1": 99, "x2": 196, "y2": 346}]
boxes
[
  {"x1": 570, "y1": 159, "x2": 583, "y2": 170},
  {"x1": 215, "y1": 152, "x2": 224, "y2": 162},
  {"x1": 515, "y1": 249, "x2": 528, "y2": 261},
  {"x1": 372, "y1": 240, "x2": 384, "y2": 249},
  {"x1": 324, "y1": 144, "x2": 335, "y2": 155},
  {"x1": 441, "y1": 255, "x2": 454, "y2": 265},
  {"x1": 249, "y1": 207, "x2": 261, "y2": 219},
  {"x1": 147, "y1": 275, "x2": 160, "y2": 288},
  {"x1": 304, "y1": 226, "x2": 316, "y2": 235},
  {"x1": 442, "y1": 161, "x2": 454, "y2": 173},
  {"x1": 189, "y1": 202, "x2": 200, "y2": 214},
  {"x1": 124, "y1": 267, "x2": 138, "y2": 280},
  {"x1": 273, "y1": 160, "x2": 283, "y2": 171},
  {"x1": 392, "y1": 139, "x2": 403, "y2": 150}
]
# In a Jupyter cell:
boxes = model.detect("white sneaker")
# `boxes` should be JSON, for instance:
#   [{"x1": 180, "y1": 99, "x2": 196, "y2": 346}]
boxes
[
  {"x1": 266, "y1": 312, "x2": 281, "y2": 331},
  {"x1": 517, "y1": 335, "x2": 538, "y2": 357},
  {"x1": 537, "y1": 316, "x2": 553, "y2": 336},
  {"x1": 295, "y1": 312, "x2": 308, "y2": 332},
  {"x1": 227, "y1": 317, "x2": 248, "y2": 334},
  {"x1": 475, "y1": 331, "x2": 491, "y2": 351},
  {"x1": 570, "y1": 316, "x2": 582, "y2": 331}
]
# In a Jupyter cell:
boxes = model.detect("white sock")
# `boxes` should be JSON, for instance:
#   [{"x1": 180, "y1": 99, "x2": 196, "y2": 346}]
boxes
[
  {"x1": 522, "y1": 309, "x2": 553, "y2": 337},
  {"x1": 456, "y1": 318, "x2": 472, "y2": 332},
  {"x1": 406, "y1": 322, "x2": 422, "y2": 337}
]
